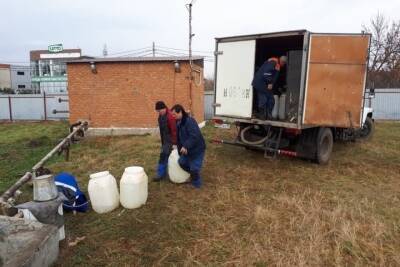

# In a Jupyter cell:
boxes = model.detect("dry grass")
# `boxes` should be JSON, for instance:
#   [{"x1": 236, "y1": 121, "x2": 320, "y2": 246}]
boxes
[{"x1": 2, "y1": 121, "x2": 400, "y2": 266}]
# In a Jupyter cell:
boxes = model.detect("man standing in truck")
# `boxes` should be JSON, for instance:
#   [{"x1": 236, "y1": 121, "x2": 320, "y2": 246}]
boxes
[{"x1": 252, "y1": 56, "x2": 287, "y2": 120}]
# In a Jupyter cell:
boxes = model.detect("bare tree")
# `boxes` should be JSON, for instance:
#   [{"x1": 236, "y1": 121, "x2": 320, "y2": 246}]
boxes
[
  {"x1": 204, "y1": 77, "x2": 214, "y2": 91},
  {"x1": 363, "y1": 13, "x2": 400, "y2": 88}
]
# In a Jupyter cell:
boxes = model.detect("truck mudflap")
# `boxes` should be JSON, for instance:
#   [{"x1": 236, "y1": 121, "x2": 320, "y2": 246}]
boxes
[{"x1": 211, "y1": 139, "x2": 299, "y2": 159}]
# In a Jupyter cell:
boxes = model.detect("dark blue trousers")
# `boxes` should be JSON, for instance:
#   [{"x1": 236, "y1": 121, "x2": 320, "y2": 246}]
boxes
[
  {"x1": 257, "y1": 90, "x2": 275, "y2": 115},
  {"x1": 178, "y1": 152, "x2": 204, "y2": 173},
  {"x1": 178, "y1": 151, "x2": 205, "y2": 188}
]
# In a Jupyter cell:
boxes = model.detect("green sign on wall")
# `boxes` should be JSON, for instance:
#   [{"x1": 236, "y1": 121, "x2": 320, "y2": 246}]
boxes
[{"x1": 48, "y1": 44, "x2": 63, "y2": 53}]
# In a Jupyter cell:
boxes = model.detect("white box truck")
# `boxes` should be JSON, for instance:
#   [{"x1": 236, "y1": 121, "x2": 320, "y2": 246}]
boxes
[{"x1": 212, "y1": 30, "x2": 375, "y2": 164}]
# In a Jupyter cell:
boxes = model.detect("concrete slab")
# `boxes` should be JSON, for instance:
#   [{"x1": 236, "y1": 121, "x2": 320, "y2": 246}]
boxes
[
  {"x1": 0, "y1": 215, "x2": 59, "y2": 267},
  {"x1": 87, "y1": 127, "x2": 158, "y2": 137}
]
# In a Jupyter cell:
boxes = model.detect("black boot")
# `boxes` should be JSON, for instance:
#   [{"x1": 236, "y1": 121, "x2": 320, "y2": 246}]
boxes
[{"x1": 255, "y1": 108, "x2": 267, "y2": 120}]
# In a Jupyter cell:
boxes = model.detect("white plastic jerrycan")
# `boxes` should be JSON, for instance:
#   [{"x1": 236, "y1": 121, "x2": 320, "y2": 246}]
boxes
[
  {"x1": 168, "y1": 149, "x2": 190, "y2": 183},
  {"x1": 120, "y1": 166, "x2": 148, "y2": 209},
  {"x1": 88, "y1": 171, "x2": 119, "y2": 214}
]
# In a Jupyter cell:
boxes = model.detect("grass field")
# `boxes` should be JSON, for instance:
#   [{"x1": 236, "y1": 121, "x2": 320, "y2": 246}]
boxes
[
  {"x1": 1, "y1": 121, "x2": 400, "y2": 266},
  {"x1": 0, "y1": 121, "x2": 69, "y2": 190}
]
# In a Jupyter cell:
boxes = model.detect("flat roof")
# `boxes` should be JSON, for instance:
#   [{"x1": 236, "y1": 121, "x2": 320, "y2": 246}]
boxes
[
  {"x1": 30, "y1": 49, "x2": 82, "y2": 61},
  {"x1": 66, "y1": 56, "x2": 204, "y2": 64}
]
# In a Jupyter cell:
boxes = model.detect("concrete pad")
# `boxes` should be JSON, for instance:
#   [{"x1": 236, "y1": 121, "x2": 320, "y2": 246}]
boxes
[
  {"x1": 87, "y1": 127, "x2": 158, "y2": 137},
  {"x1": 0, "y1": 215, "x2": 59, "y2": 267}
]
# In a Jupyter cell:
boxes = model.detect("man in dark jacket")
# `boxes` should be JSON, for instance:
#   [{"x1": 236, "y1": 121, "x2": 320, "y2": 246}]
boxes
[
  {"x1": 153, "y1": 101, "x2": 177, "y2": 182},
  {"x1": 252, "y1": 56, "x2": 287, "y2": 119},
  {"x1": 171, "y1": 104, "x2": 206, "y2": 189}
]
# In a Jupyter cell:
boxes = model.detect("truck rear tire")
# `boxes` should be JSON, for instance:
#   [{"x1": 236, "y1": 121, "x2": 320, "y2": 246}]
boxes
[
  {"x1": 315, "y1": 128, "x2": 333, "y2": 164},
  {"x1": 359, "y1": 117, "x2": 374, "y2": 140}
]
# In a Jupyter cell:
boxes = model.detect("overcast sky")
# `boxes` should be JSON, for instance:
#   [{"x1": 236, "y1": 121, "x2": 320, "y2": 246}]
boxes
[{"x1": 1, "y1": 0, "x2": 399, "y2": 77}]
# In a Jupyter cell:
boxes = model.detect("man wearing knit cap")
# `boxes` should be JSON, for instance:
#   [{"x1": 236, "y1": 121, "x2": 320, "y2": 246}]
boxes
[{"x1": 153, "y1": 101, "x2": 177, "y2": 181}]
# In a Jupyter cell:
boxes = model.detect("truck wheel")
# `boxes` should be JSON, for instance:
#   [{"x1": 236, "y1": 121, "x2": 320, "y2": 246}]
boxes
[
  {"x1": 359, "y1": 117, "x2": 374, "y2": 140},
  {"x1": 315, "y1": 128, "x2": 333, "y2": 164}
]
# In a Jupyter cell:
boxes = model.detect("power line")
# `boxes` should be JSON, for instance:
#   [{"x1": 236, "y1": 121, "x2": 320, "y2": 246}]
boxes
[
  {"x1": 106, "y1": 46, "x2": 152, "y2": 56},
  {"x1": 153, "y1": 51, "x2": 181, "y2": 57},
  {"x1": 153, "y1": 50, "x2": 214, "y2": 63},
  {"x1": 156, "y1": 48, "x2": 214, "y2": 59},
  {"x1": 157, "y1": 45, "x2": 214, "y2": 54},
  {"x1": 131, "y1": 52, "x2": 154, "y2": 57},
  {"x1": 116, "y1": 49, "x2": 153, "y2": 57},
  {"x1": 0, "y1": 44, "x2": 215, "y2": 66},
  {"x1": 155, "y1": 49, "x2": 188, "y2": 56}
]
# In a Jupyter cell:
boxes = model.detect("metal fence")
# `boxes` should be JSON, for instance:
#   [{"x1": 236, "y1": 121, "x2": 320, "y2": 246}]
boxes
[
  {"x1": 370, "y1": 88, "x2": 400, "y2": 120},
  {"x1": 1, "y1": 89, "x2": 397, "y2": 122},
  {"x1": 204, "y1": 91, "x2": 214, "y2": 120},
  {"x1": 0, "y1": 93, "x2": 69, "y2": 121}
]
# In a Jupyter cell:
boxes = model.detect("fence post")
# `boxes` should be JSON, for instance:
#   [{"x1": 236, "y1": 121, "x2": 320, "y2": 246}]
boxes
[
  {"x1": 43, "y1": 92, "x2": 47, "y2": 120},
  {"x1": 8, "y1": 96, "x2": 12, "y2": 121}
]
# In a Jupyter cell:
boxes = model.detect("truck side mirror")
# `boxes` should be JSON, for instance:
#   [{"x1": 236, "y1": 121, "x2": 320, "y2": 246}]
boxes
[
  {"x1": 369, "y1": 81, "x2": 375, "y2": 97},
  {"x1": 369, "y1": 88, "x2": 375, "y2": 96}
]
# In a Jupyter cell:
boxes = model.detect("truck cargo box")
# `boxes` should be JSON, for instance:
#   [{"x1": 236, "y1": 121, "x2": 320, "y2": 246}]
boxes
[{"x1": 213, "y1": 30, "x2": 371, "y2": 129}]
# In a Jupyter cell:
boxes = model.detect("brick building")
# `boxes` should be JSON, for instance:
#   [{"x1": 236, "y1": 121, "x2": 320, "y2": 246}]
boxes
[{"x1": 67, "y1": 56, "x2": 204, "y2": 134}]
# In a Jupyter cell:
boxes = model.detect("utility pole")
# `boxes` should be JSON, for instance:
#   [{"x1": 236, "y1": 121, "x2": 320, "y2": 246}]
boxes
[
  {"x1": 188, "y1": 3, "x2": 193, "y2": 69},
  {"x1": 152, "y1": 42, "x2": 155, "y2": 57},
  {"x1": 186, "y1": 0, "x2": 196, "y2": 114}
]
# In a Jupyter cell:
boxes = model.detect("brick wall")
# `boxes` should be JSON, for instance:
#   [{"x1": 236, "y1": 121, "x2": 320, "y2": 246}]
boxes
[{"x1": 67, "y1": 61, "x2": 204, "y2": 128}]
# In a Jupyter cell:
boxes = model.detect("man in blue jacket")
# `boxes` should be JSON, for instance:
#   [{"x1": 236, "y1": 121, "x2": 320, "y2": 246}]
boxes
[
  {"x1": 171, "y1": 104, "x2": 206, "y2": 189},
  {"x1": 252, "y1": 56, "x2": 287, "y2": 120}
]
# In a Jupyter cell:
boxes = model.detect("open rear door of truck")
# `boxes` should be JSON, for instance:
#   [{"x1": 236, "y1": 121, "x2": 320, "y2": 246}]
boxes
[
  {"x1": 303, "y1": 33, "x2": 370, "y2": 128},
  {"x1": 215, "y1": 40, "x2": 255, "y2": 118}
]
